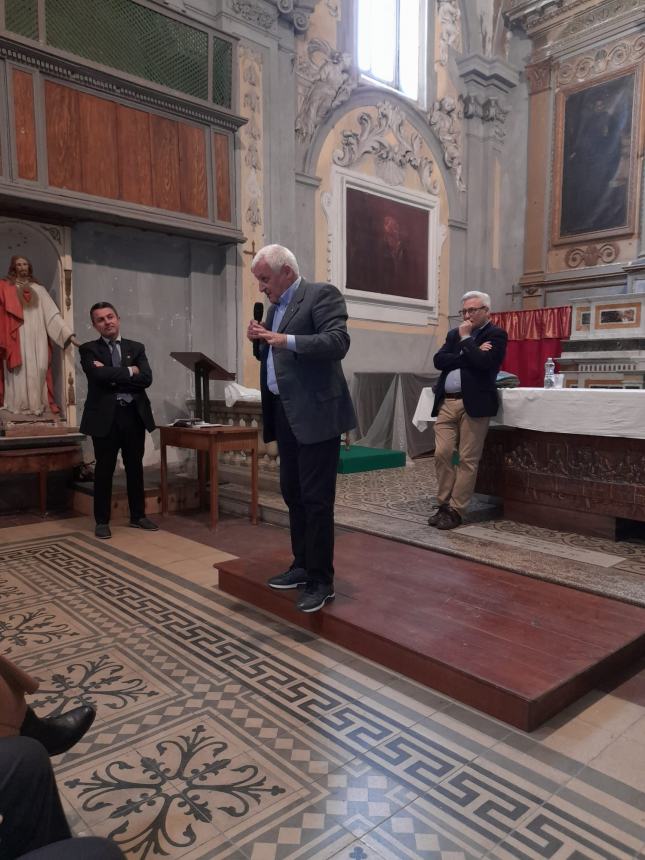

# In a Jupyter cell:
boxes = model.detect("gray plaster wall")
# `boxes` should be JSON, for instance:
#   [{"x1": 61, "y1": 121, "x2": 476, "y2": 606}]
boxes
[
  {"x1": 71, "y1": 222, "x2": 234, "y2": 434},
  {"x1": 342, "y1": 328, "x2": 441, "y2": 379}
]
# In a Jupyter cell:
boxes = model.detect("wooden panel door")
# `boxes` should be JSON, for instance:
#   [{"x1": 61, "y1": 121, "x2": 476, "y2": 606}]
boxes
[{"x1": 13, "y1": 70, "x2": 38, "y2": 181}]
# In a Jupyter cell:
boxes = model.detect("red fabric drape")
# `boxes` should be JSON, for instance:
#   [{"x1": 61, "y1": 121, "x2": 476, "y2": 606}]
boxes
[{"x1": 490, "y1": 306, "x2": 571, "y2": 387}]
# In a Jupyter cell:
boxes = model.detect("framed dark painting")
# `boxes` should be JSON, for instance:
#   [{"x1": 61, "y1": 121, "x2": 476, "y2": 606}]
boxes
[
  {"x1": 553, "y1": 68, "x2": 640, "y2": 243},
  {"x1": 345, "y1": 186, "x2": 429, "y2": 300}
]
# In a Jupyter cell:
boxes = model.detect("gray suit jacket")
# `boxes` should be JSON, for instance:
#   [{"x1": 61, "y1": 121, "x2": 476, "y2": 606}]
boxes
[{"x1": 259, "y1": 279, "x2": 356, "y2": 445}]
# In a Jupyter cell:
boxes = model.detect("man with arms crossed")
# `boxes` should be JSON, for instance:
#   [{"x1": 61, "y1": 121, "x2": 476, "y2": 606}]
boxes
[
  {"x1": 429, "y1": 290, "x2": 507, "y2": 530},
  {"x1": 80, "y1": 303, "x2": 158, "y2": 539},
  {"x1": 247, "y1": 244, "x2": 356, "y2": 613}
]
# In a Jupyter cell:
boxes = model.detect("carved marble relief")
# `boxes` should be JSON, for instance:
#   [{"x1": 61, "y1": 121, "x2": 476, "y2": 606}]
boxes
[
  {"x1": 437, "y1": 0, "x2": 462, "y2": 66},
  {"x1": 428, "y1": 96, "x2": 466, "y2": 191},
  {"x1": 333, "y1": 101, "x2": 438, "y2": 194},
  {"x1": 240, "y1": 47, "x2": 264, "y2": 231},
  {"x1": 295, "y1": 39, "x2": 359, "y2": 144},
  {"x1": 505, "y1": 440, "x2": 645, "y2": 485}
]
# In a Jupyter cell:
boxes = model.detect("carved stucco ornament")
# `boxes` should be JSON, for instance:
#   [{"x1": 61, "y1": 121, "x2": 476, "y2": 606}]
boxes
[
  {"x1": 295, "y1": 39, "x2": 359, "y2": 143},
  {"x1": 564, "y1": 243, "x2": 618, "y2": 268},
  {"x1": 428, "y1": 96, "x2": 466, "y2": 191},
  {"x1": 333, "y1": 101, "x2": 438, "y2": 194},
  {"x1": 460, "y1": 93, "x2": 509, "y2": 140},
  {"x1": 230, "y1": 0, "x2": 276, "y2": 29},
  {"x1": 267, "y1": 0, "x2": 316, "y2": 33},
  {"x1": 437, "y1": 0, "x2": 462, "y2": 66}
]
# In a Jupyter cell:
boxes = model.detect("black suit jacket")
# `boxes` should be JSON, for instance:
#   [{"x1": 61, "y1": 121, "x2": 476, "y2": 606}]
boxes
[
  {"x1": 257, "y1": 279, "x2": 356, "y2": 445},
  {"x1": 79, "y1": 337, "x2": 155, "y2": 437},
  {"x1": 432, "y1": 322, "x2": 508, "y2": 418}
]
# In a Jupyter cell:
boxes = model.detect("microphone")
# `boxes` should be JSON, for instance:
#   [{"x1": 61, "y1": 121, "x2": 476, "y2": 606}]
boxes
[{"x1": 252, "y1": 302, "x2": 263, "y2": 360}]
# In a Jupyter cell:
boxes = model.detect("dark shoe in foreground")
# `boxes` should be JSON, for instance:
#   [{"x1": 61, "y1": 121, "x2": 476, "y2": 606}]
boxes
[
  {"x1": 95, "y1": 523, "x2": 111, "y2": 539},
  {"x1": 428, "y1": 503, "x2": 449, "y2": 527},
  {"x1": 435, "y1": 507, "x2": 463, "y2": 530},
  {"x1": 129, "y1": 517, "x2": 159, "y2": 531},
  {"x1": 296, "y1": 583, "x2": 335, "y2": 613},
  {"x1": 20, "y1": 704, "x2": 96, "y2": 756},
  {"x1": 267, "y1": 567, "x2": 308, "y2": 589}
]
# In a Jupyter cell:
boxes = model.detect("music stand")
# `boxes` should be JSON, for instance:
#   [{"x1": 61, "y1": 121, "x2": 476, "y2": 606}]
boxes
[{"x1": 170, "y1": 352, "x2": 235, "y2": 422}]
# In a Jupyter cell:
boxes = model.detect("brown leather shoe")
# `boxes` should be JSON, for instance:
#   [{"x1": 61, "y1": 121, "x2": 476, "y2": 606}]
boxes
[{"x1": 435, "y1": 507, "x2": 463, "y2": 530}]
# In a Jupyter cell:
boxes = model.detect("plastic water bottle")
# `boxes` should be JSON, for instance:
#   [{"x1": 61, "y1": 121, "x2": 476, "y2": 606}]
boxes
[{"x1": 543, "y1": 357, "x2": 555, "y2": 388}]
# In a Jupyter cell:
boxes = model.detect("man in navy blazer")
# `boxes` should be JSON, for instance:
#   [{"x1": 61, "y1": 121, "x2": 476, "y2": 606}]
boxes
[
  {"x1": 430, "y1": 291, "x2": 507, "y2": 529},
  {"x1": 247, "y1": 244, "x2": 356, "y2": 613},
  {"x1": 79, "y1": 302, "x2": 158, "y2": 539}
]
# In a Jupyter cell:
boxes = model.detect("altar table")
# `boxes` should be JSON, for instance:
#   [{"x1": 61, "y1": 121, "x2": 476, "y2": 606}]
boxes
[{"x1": 412, "y1": 387, "x2": 645, "y2": 539}]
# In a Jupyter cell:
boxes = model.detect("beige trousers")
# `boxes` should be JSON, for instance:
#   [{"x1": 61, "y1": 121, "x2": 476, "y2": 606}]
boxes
[{"x1": 434, "y1": 398, "x2": 490, "y2": 516}]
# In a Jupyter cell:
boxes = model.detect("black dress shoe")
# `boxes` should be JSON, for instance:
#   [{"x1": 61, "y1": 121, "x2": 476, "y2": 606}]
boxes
[
  {"x1": 129, "y1": 517, "x2": 159, "y2": 531},
  {"x1": 296, "y1": 583, "x2": 335, "y2": 613},
  {"x1": 95, "y1": 523, "x2": 111, "y2": 539},
  {"x1": 435, "y1": 507, "x2": 463, "y2": 530},
  {"x1": 20, "y1": 705, "x2": 96, "y2": 756},
  {"x1": 267, "y1": 568, "x2": 308, "y2": 589},
  {"x1": 428, "y1": 503, "x2": 449, "y2": 527}
]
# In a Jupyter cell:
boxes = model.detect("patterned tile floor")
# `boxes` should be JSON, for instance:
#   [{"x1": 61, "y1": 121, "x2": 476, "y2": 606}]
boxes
[{"x1": 1, "y1": 515, "x2": 645, "y2": 859}]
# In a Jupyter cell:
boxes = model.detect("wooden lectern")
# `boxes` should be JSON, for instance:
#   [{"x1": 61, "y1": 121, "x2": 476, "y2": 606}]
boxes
[{"x1": 170, "y1": 352, "x2": 235, "y2": 422}]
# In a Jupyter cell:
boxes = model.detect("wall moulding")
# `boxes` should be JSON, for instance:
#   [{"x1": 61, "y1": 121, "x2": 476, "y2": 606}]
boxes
[{"x1": 0, "y1": 37, "x2": 246, "y2": 133}]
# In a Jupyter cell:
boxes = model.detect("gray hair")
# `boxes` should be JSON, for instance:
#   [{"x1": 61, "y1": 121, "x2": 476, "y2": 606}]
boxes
[
  {"x1": 251, "y1": 244, "x2": 300, "y2": 277},
  {"x1": 462, "y1": 290, "x2": 491, "y2": 308}
]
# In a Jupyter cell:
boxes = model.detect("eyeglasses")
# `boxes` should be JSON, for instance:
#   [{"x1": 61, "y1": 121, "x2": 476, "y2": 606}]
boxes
[{"x1": 460, "y1": 306, "x2": 487, "y2": 317}]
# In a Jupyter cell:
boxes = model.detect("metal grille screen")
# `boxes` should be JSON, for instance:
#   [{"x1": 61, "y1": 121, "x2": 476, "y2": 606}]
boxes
[
  {"x1": 5, "y1": 0, "x2": 39, "y2": 39},
  {"x1": 44, "y1": 0, "x2": 211, "y2": 101},
  {"x1": 212, "y1": 37, "x2": 233, "y2": 110}
]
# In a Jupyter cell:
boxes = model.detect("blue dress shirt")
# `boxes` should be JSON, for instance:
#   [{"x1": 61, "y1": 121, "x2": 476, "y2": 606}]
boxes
[{"x1": 267, "y1": 278, "x2": 299, "y2": 395}]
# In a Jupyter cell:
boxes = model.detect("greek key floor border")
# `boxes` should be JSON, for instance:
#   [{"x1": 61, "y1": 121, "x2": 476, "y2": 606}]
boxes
[{"x1": 1, "y1": 530, "x2": 644, "y2": 859}]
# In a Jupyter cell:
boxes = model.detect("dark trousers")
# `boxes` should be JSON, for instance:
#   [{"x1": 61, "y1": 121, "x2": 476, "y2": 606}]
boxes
[
  {"x1": 0, "y1": 736, "x2": 70, "y2": 859},
  {"x1": 274, "y1": 397, "x2": 340, "y2": 587},
  {"x1": 92, "y1": 403, "x2": 146, "y2": 524},
  {"x1": 0, "y1": 737, "x2": 123, "y2": 860}
]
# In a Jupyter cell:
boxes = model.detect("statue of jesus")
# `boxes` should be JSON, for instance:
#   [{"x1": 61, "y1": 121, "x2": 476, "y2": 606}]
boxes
[{"x1": 0, "y1": 255, "x2": 78, "y2": 416}]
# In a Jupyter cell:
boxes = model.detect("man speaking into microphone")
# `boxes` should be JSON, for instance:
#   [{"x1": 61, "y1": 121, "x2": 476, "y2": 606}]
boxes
[{"x1": 247, "y1": 244, "x2": 356, "y2": 613}]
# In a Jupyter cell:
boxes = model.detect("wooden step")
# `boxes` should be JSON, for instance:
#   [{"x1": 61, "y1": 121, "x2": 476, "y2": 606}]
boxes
[{"x1": 218, "y1": 530, "x2": 645, "y2": 731}]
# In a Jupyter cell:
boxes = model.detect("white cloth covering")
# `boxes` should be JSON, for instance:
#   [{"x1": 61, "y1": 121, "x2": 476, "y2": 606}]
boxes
[
  {"x1": 413, "y1": 386, "x2": 645, "y2": 439},
  {"x1": 3, "y1": 281, "x2": 73, "y2": 415}
]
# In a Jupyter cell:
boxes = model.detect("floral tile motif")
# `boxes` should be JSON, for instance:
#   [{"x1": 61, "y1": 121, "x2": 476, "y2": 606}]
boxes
[
  {"x1": 63, "y1": 720, "x2": 292, "y2": 857},
  {"x1": 30, "y1": 650, "x2": 160, "y2": 716},
  {"x1": 0, "y1": 604, "x2": 81, "y2": 656}
]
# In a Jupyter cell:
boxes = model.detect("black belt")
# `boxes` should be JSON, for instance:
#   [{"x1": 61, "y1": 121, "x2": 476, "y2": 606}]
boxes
[
  {"x1": 443, "y1": 392, "x2": 462, "y2": 400},
  {"x1": 116, "y1": 398, "x2": 135, "y2": 406}
]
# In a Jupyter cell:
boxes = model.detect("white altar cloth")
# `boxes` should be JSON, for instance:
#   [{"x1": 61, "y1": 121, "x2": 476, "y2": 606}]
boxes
[{"x1": 412, "y1": 387, "x2": 645, "y2": 439}]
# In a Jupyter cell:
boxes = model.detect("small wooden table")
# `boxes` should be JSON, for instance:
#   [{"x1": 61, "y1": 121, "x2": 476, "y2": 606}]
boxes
[{"x1": 159, "y1": 425, "x2": 258, "y2": 529}]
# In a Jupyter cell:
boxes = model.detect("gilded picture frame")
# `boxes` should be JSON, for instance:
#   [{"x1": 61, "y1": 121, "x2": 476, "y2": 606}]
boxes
[{"x1": 551, "y1": 67, "x2": 642, "y2": 246}]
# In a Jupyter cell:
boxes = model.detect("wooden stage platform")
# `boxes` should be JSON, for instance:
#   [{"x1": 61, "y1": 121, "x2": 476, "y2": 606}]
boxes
[{"x1": 218, "y1": 531, "x2": 645, "y2": 731}]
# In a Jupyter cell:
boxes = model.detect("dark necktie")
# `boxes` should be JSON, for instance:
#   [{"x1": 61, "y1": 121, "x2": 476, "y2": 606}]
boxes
[
  {"x1": 109, "y1": 340, "x2": 121, "y2": 366},
  {"x1": 109, "y1": 340, "x2": 132, "y2": 403}
]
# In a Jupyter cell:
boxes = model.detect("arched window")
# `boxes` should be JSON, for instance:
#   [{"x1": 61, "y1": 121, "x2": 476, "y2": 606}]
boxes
[{"x1": 357, "y1": 0, "x2": 426, "y2": 104}]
